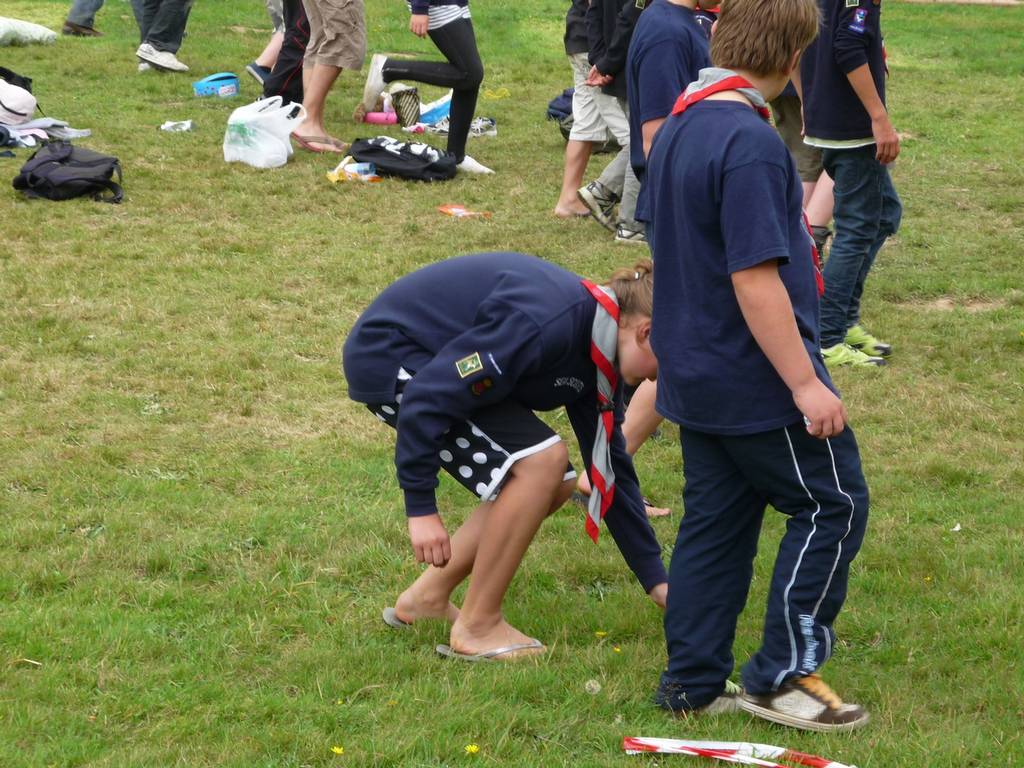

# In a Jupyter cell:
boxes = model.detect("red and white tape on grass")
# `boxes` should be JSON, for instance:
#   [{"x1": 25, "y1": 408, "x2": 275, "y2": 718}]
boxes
[{"x1": 623, "y1": 737, "x2": 857, "y2": 768}]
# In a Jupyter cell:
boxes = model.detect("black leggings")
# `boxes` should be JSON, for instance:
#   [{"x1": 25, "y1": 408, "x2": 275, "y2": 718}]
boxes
[{"x1": 382, "y1": 18, "x2": 483, "y2": 162}]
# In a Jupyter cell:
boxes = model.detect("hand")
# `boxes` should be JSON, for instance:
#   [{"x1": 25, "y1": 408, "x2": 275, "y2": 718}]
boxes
[
  {"x1": 409, "y1": 14, "x2": 428, "y2": 37},
  {"x1": 871, "y1": 112, "x2": 900, "y2": 164},
  {"x1": 585, "y1": 65, "x2": 613, "y2": 88},
  {"x1": 648, "y1": 583, "x2": 667, "y2": 610},
  {"x1": 793, "y1": 380, "x2": 847, "y2": 439},
  {"x1": 408, "y1": 514, "x2": 451, "y2": 567}
]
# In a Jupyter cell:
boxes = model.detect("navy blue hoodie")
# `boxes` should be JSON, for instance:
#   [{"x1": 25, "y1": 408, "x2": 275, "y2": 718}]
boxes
[
  {"x1": 801, "y1": 0, "x2": 887, "y2": 142},
  {"x1": 343, "y1": 252, "x2": 667, "y2": 592}
]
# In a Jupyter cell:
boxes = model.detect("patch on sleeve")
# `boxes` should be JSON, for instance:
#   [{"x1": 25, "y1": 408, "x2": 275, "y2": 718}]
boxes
[
  {"x1": 470, "y1": 377, "x2": 494, "y2": 396},
  {"x1": 845, "y1": 0, "x2": 859, "y2": 7},
  {"x1": 635, "y1": 0, "x2": 646, "y2": 9},
  {"x1": 455, "y1": 352, "x2": 484, "y2": 378},
  {"x1": 849, "y1": 8, "x2": 867, "y2": 33}
]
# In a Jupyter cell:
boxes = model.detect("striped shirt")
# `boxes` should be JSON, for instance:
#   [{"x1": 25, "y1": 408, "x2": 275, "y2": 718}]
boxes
[{"x1": 407, "y1": 1, "x2": 471, "y2": 30}]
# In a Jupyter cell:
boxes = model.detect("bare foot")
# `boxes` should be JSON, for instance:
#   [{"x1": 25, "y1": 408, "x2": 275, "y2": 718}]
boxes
[
  {"x1": 554, "y1": 204, "x2": 589, "y2": 218},
  {"x1": 393, "y1": 586, "x2": 460, "y2": 625},
  {"x1": 291, "y1": 121, "x2": 347, "y2": 153},
  {"x1": 645, "y1": 502, "x2": 671, "y2": 518},
  {"x1": 447, "y1": 617, "x2": 545, "y2": 659}
]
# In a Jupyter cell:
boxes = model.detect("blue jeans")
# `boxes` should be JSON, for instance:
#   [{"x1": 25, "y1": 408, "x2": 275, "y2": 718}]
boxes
[
  {"x1": 67, "y1": 0, "x2": 105, "y2": 27},
  {"x1": 819, "y1": 145, "x2": 902, "y2": 348}
]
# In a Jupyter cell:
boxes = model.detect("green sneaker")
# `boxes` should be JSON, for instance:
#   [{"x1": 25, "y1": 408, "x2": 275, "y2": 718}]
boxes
[
  {"x1": 845, "y1": 324, "x2": 892, "y2": 357},
  {"x1": 822, "y1": 343, "x2": 886, "y2": 368}
]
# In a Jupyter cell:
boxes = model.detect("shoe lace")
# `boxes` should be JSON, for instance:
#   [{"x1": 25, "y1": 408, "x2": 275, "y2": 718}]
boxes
[{"x1": 795, "y1": 674, "x2": 843, "y2": 709}]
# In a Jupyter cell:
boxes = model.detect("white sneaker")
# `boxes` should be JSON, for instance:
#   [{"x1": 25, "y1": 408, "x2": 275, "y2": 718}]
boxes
[
  {"x1": 136, "y1": 42, "x2": 189, "y2": 72},
  {"x1": 361, "y1": 53, "x2": 388, "y2": 111},
  {"x1": 456, "y1": 155, "x2": 494, "y2": 175},
  {"x1": 138, "y1": 61, "x2": 151, "y2": 72}
]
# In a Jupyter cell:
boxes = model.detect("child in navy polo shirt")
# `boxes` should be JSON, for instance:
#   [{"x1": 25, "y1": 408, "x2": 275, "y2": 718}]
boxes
[
  {"x1": 343, "y1": 253, "x2": 668, "y2": 661},
  {"x1": 646, "y1": 0, "x2": 870, "y2": 731},
  {"x1": 798, "y1": 0, "x2": 901, "y2": 367}
]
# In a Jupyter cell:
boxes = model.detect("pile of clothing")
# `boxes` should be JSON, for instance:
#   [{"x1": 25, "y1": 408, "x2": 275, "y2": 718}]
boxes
[{"x1": 0, "y1": 70, "x2": 91, "y2": 148}]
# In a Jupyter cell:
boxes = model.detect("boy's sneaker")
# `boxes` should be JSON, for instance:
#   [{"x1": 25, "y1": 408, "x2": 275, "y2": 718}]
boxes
[
  {"x1": 63, "y1": 21, "x2": 102, "y2": 36},
  {"x1": 577, "y1": 181, "x2": 619, "y2": 231},
  {"x1": 361, "y1": 53, "x2": 388, "y2": 112},
  {"x1": 739, "y1": 674, "x2": 869, "y2": 733},
  {"x1": 246, "y1": 62, "x2": 271, "y2": 85},
  {"x1": 136, "y1": 43, "x2": 189, "y2": 72},
  {"x1": 655, "y1": 679, "x2": 742, "y2": 716},
  {"x1": 845, "y1": 324, "x2": 892, "y2": 357},
  {"x1": 822, "y1": 343, "x2": 886, "y2": 369},
  {"x1": 615, "y1": 223, "x2": 647, "y2": 245}
]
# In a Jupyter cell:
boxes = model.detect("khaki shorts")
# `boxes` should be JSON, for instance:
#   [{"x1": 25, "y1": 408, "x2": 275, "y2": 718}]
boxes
[
  {"x1": 567, "y1": 52, "x2": 629, "y2": 145},
  {"x1": 304, "y1": 0, "x2": 367, "y2": 71},
  {"x1": 770, "y1": 93, "x2": 823, "y2": 183}
]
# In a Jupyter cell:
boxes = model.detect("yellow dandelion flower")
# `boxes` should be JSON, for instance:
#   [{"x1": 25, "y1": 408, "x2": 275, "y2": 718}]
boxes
[
  {"x1": 331, "y1": 746, "x2": 345, "y2": 755},
  {"x1": 594, "y1": 631, "x2": 608, "y2": 638},
  {"x1": 336, "y1": 699, "x2": 345, "y2": 705},
  {"x1": 612, "y1": 646, "x2": 622, "y2": 653},
  {"x1": 464, "y1": 744, "x2": 480, "y2": 755}
]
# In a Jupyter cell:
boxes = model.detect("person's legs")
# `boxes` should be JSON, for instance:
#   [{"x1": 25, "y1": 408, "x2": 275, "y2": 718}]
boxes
[
  {"x1": 379, "y1": 19, "x2": 483, "y2": 162},
  {"x1": 65, "y1": 0, "x2": 105, "y2": 29},
  {"x1": 255, "y1": 31, "x2": 285, "y2": 69},
  {"x1": 145, "y1": 0, "x2": 193, "y2": 54},
  {"x1": 556, "y1": 52, "x2": 603, "y2": 217},
  {"x1": 263, "y1": 0, "x2": 309, "y2": 103},
  {"x1": 805, "y1": 171, "x2": 835, "y2": 228},
  {"x1": 296, "y1": 63, "x2": 344, "y2": 150},
  {"x1": 658, "y1": 429, "x2": 766, "y2": 711},
  {"x1": 739, "y1": 425, "x2": 869, "y2": 695},
  {"x1": 819, "y1": 146, "x2": 886, "y2": 350},
  {"x1": 847, "y1": 167, "x2": 901, "y2": 331},
  {"x1": 448, "y1": 441, "x2": 573, "y2": 656},
  {"x1": 556, "y1": 140, "x2": 594, "y2": 217},
  {"x1": 622, "y1": 379, "x2": 662, "y2": 455}
]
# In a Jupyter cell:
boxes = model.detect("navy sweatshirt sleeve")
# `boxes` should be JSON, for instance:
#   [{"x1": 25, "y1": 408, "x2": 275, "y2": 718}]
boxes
[
  {"x1": 395, "y1": 304, "x2": 545, "y2": 517},
  {"x1": 833, "y1": 0, "x2": 878, "y2": 74},
  {"x1": 565, "y1": 390, "x2": 667, "y2": 593}
]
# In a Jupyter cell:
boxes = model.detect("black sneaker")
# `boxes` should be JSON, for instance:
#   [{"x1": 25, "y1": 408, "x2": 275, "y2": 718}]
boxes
[
  {"x1": 655, "y1": 679, "x2": 741, "y2": 716},
  {"x1": 577, "y1": 181, "x2": 619, "y2": 231},
  {"x1": 740, "y1": 673, "x2": 869, "y2": 732},
  {"x1": 246, "y1": 62, "x2": 271, "y2": 85}
]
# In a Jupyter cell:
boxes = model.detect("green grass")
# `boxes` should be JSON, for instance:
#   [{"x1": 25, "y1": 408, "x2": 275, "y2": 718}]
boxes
[{"x1": 2, "y1": 1, "x2": 1023, "y2": 766}]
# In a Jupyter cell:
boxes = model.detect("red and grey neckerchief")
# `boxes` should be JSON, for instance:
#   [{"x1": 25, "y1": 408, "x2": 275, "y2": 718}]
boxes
[
  {"x1": 581, "y1": 279, "x2": 620, "y2": 543},
  {"x1": 673, "y1": 67, "x2": 825, "y2": 295},
  {"x1": 671, "y1": 66, "x2": 770, "y2": 119}
]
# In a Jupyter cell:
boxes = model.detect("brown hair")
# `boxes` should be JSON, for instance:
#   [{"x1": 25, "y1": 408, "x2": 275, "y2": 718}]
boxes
[
  {"x1": 606, "y1": 259, "x2": 654, "y2": 318},
  {"x1": 710, "y1": 0, "x2": 820, "y2": 77}
]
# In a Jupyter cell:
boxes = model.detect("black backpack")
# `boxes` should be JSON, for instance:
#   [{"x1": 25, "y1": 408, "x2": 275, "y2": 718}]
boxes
[
  {"x1": 350, "y1": 136, "x2": 456, "y2": 182},
  {"x1": 13, "y1": 141, "x2": 123, "y2": 203},
  {"x1": 0, "y1": 66, "x2": 33, "y2": 93}
]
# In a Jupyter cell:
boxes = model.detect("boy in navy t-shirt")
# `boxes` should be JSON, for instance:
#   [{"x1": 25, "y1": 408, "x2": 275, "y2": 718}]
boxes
[{"x1": 646, "y1": 0, "x2": 871, "y2": 731}]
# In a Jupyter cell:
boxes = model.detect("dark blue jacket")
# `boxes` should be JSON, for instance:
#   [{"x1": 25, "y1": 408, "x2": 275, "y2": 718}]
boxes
[
  {"x1": 587, "y1": 0, "x2": 644, "y2": 99},
  {"x1": 801, "y1": 0, "x2": 887, "y2": 142},
  {"x1": 343, "y1": 252, "x2": 667, "y2": 592}
]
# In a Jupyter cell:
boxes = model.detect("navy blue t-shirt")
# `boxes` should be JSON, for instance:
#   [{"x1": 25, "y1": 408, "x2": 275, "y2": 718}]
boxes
[
  {"x1": 646, "y1": 101, "x2": 836, "y2": 435},
  {"x1": 342, "y1": 252, "x2": 667, "y2": 592},
  {"x1": 626, "y1": 0, "x2": 710, "y2": 222}
]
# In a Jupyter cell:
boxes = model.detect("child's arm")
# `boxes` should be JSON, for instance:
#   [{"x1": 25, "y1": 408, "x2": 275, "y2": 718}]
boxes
[
  {"x1": 844, "y1": 64, "x2": 899, "y2": 164},
  {"x1": 732, "y1": 262, "x2": 847, "y2": 438}
]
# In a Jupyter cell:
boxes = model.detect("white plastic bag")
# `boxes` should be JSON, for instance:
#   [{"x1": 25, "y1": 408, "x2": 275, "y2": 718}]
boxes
[{"x1": 223, "y1": 97, "x2": 306, "y2": 169}]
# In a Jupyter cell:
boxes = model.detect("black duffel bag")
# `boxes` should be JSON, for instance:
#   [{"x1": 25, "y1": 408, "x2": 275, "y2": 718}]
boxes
[
  {"x1": 350, "y1": 136, "x2": 456, "y2": 182},
  {"x1": 13, "y1": 141, "x2": 123, "y2": 203}
]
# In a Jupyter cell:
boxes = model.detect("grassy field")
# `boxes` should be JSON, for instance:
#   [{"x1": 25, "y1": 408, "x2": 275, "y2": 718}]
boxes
[{"x1": 2, "y1": 1, "x2": 1023, "y2": 766}]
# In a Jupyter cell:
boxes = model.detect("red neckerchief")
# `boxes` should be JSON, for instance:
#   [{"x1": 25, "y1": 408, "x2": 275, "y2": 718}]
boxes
[
  {"x1": 581, "y1": 279, "x2": 620, "y2": 543},
  {"x1": 671, "y1": 75, "x2": 771, "y2": 120}
]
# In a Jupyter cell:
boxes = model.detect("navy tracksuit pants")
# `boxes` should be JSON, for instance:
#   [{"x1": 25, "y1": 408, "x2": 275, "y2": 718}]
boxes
[{"x1": 661, "y1": 421, "x2": 869, "y2": 709}]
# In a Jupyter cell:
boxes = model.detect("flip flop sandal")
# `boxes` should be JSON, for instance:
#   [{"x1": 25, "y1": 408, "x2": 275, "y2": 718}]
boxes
[
  {"x1": 291, "y1": 133, "x2": 345, "y2": 154},
  {"x1": 381, "y1": 606, "x2": 412, "y2": 630},
  {"x1": 435, "y1": 639, "x2": 545, "y2": 662}
]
